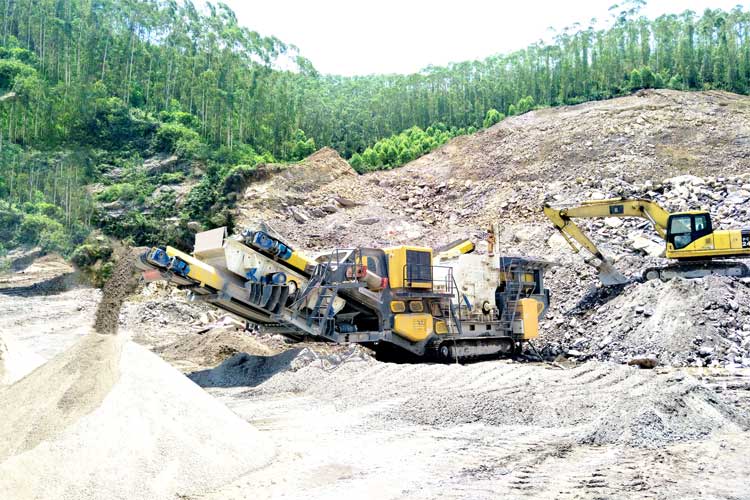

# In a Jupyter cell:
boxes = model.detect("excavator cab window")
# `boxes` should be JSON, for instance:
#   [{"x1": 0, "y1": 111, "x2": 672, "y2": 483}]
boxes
[{"x1": 667, "y1": 213, "x2": 713, "y2": 250}]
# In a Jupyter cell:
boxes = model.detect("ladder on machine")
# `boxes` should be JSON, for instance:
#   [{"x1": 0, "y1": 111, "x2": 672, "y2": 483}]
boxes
[
  {"x1": 499, "y1": 259, "x2": 527, "y2": 339},
  {"x1": 290, "y1": 249, "x2": 361, "y2": 337}
]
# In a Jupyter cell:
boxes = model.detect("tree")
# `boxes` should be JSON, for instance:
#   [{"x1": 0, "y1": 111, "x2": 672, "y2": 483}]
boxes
[
  {"x1": 482, "y1": 109, "x2": 504, "y2": 128},
  {"x1": 629, "y1": 68, "x2": 643, "y2": 90}
]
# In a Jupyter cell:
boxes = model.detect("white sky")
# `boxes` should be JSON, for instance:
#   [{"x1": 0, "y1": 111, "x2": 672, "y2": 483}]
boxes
[{"x1": 219, "y1": 0, "x2": 745, "y2": 76}]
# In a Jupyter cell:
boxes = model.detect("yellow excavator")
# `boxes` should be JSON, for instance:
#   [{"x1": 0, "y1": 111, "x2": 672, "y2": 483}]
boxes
[{"x1": 543, "y1": 198, "x2": 750, "y2": 284}]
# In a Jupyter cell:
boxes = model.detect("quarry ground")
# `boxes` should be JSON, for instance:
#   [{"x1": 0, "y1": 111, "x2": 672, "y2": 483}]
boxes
[
  {"x1": 4, "y1": 90, "x2": 750, "y2": 499},
  {"x1": 2, "y1": 275, "x2": 750, "y2": 499}
]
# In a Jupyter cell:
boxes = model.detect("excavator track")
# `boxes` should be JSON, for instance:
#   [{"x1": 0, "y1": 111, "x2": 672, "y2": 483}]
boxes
[{"x1": 642, "y1": 260, "x2": 750, "y2": 282}]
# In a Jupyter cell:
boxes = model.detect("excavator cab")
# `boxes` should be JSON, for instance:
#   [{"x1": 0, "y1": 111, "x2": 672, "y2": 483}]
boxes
[{"x1": 666, "y1": 212, "x2": 713, "y2": 250}]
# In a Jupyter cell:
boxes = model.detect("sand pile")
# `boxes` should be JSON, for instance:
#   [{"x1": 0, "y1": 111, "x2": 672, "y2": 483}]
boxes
[
  {"x1": 0, "y1": 334, "x2": 121, "y2": 461},
  {"x1": 0, "y1": 337, "x2": 273, "y2": 499},
  {"x1": 0, "y1": 249, "x2": 274, "y2": 499}
]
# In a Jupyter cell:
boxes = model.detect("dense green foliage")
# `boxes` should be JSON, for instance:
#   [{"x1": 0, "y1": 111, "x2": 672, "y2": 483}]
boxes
[
  {"x1": 1, "y1": 1, "x2": 750, "y2": 159},
  {"x1": 0, "y1": 146, "x2": 92, "y2": 254},
  {"x1": 2, "y1": 0, "x2": 750, "y2": 260},
  {"x1": 349, "y1": 124, "x2": 475, "y2": 172}
]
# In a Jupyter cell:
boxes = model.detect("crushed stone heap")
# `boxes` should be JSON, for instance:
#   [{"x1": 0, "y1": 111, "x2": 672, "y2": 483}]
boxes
[
  {"x1": 190, "y1": 348, "x2": 749, "y2": 449},
  {"x1": 544, "y1": 276, "x2": 750, "y2": 368}
]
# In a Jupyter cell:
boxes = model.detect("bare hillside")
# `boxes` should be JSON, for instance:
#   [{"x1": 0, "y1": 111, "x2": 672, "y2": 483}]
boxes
[{"x1": 236, "y1": 90, "x2": 750, "y2": 251}]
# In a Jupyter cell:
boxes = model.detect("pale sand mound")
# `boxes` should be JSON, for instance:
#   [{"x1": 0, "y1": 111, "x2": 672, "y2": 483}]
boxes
[
  {"x1": 0, "y1": 335, "x2": 5, "y2": 381},
  {"x1": 0, "y1": 334, "x2": 120, "y2": 459},
  {"x1": 0, "y1": 332, "x2": 49, "y2": 386},
  {"x1": 0, "y1": 335, "x2": 274, "y2": 500}
]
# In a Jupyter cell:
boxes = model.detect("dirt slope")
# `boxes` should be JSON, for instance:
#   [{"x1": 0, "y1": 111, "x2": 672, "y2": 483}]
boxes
[{"x1": 234, "y1": 89, "x2": 750, "y2": 252}]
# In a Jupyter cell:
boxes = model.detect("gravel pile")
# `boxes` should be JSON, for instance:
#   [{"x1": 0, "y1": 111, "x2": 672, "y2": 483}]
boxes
[
  {"x1": 154, "y1": 328, "x2": 277, "y2": 369},
  {"x1": 190, "y1": 345, "x2": 373, "y2": 388},
  {"x1": 0, "y1": 336, "x2": 273, "y2": 500},
  {"x1": 543, "y1": 277, "x2": 750, "y2": 367},
  {"x1": 195, "y1": 354, "x2": 749, "y2": 448}
]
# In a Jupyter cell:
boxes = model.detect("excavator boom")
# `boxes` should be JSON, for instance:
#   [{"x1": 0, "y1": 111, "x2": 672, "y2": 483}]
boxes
[{"x1": 543, "y1": 198, "x2": 670, "y2": 285}]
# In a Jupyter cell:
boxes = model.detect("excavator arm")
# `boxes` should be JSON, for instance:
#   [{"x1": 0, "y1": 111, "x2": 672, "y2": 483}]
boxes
[{"x1": 543, "y1": 198, "x2": 671, "y2": 285}]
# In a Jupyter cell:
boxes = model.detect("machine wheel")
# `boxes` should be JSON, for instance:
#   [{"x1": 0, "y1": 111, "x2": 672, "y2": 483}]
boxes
[
  {"x1": 496, "y1": 339, "x2": 516, "y2": 357},
  {"x1": 643, "y1": 269, "x2": 661, "y2": 282},
  {"x1": 439, "y1": 343, "x2": 453, "y2": 362}
]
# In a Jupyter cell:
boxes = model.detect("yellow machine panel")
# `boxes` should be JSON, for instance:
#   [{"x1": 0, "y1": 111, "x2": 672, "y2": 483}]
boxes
[
  {"x1": 434, "y1": 320, "x2": 449, "y2": 335},
  {"x1": 165, "y1": 246, "x2": 225, "y2": 290},
  {"x1": 518, "y1": 298, "x2": 543, "y2": 340},
  {"x1": 385, "y1": 246, "x2": 433, "y2": 289},
  {"x1": 393, "y1": 313, "x2": 434, "y2": 342},
  {"x1": 714, "y1": 230, "x2": 733, "y2": 250},
  {"x1": 286, "y1": 252, "x2": 313, "y2": 273}
]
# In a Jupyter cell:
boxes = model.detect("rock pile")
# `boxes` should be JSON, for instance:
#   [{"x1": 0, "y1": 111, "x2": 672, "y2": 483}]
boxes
[{"x1": 543, "y1": 277, "x2": 750, "y2": 368}]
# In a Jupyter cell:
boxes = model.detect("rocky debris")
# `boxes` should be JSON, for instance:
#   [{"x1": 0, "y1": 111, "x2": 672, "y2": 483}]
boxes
[
  {"x1": 120, "y1": 296, "x2": 213, "y2": 335},
  {"x1": 143, "y1": 154, "x2": 181, "y2": 175},
  {"x1": 237, "y1": 147, "x2": 356, "y2": 216},
  {"x1": 628, "y1": 356, "x2": 659, "y2": 369},
  {"x1": 334, "y1": 196, "x2": 359, "y2": 208},
  {"x1": 289, "y1": 207, "x2": 310, "y2": 223},
  {"x1": 628, "y1": 234, "x2": 664, "y2": 258},
  {"x1": 543, "y1": 277, "x2": 750, "y2": 368}
]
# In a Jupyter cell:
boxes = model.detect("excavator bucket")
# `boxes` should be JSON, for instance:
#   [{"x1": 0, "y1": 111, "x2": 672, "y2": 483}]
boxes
[{"x1": 596, "y1": 260, "x2": 630, "y2": 286}]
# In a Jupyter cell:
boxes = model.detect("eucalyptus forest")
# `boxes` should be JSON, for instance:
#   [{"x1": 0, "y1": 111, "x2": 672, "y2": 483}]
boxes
[{"x1": 0, "y1": 0, "x2": 749, "y2": 263}]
